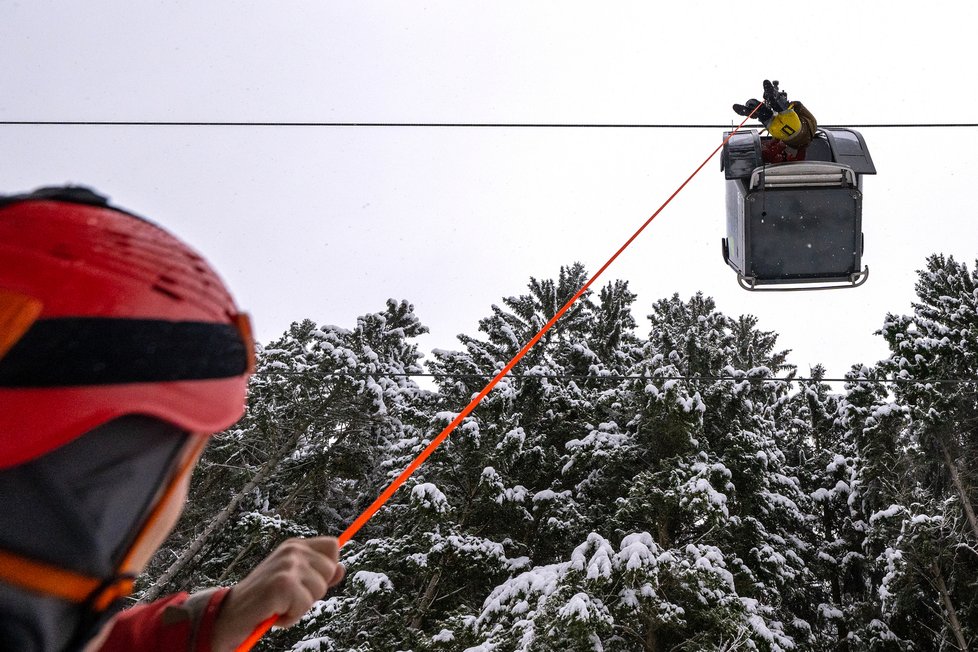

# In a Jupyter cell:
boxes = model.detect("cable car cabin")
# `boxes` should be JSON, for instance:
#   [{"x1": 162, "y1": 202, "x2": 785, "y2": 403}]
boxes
[{"x1": 720, "y1": 128, "x2": 876, "y2": 291}]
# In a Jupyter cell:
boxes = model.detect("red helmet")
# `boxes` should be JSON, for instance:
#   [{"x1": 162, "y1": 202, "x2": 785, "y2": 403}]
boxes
[{"x1": 0, "y1": 187, "x2": 255, "y2": 469}]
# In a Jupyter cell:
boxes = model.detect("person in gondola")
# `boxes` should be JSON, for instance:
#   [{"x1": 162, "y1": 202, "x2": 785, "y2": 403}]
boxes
[{"x1": 733, "y1": 80, "x2": 817, "y2": 164}]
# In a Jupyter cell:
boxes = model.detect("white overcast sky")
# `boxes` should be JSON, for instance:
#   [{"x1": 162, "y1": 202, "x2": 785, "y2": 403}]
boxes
[{"x1": 2, "y1": 2, "x2": 977, "y2": 382}]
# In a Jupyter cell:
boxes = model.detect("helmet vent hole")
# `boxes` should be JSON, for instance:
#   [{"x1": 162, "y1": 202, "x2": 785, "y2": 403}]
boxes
[{"x1": 152, "y1": 283, "x2": 182, "y2": 301}]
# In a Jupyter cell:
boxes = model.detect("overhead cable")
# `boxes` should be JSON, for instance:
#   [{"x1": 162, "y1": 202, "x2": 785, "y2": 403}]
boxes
[{"x1": 3, "y1": 121, "x2": 978, "y2": 129}]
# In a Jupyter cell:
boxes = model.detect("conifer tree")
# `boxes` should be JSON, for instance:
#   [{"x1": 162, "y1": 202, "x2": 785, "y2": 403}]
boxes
[
  {"x1": 879, "y1": 255, "x2": 978, "y2": 542},
  {"x1": 140, "y1": 300, "x2": 431, "y2": 622},
  {"x1": 471, "y1": 292, "x2": 815, "y2": 651},
  {"x1": 135, "y1": 256, "x2": 978, "y2": 652},
  {"x1": 294, "y1": 265, "x2": 641, "y2": 650},
  {"x1": 870, "y1": 255, "x2": 978, "y2": 647}
]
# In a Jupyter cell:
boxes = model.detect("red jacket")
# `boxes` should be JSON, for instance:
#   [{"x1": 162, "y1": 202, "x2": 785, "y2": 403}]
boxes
[{"x1": 97, "y1": 588, "x2": 230, "y2": 652}]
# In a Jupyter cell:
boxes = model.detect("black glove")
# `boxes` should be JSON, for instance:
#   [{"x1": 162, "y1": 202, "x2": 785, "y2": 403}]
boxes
[
  {"x1": 763, "y1": 80, "x2": 789, "y2": 112},
  {"x1": 732, "y1": 99, "x2": 761, "y2": 117},
  {"x1": 733, "y1": 99, "x2": 774, "y2": 124}
]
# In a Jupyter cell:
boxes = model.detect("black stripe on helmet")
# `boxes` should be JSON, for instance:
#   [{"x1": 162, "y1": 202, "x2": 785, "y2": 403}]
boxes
[{"x1": 0, "y1": 318, "x2": 248, "y2": 387}]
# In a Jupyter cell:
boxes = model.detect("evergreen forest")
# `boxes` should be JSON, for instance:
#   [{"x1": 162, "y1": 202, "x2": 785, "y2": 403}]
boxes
[{"x1": 138, "y1": 254, "x2": 978, "y2": 651}]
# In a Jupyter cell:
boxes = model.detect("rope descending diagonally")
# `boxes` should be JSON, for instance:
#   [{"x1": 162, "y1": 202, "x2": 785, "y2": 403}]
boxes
[{"x1": 233, "y1": 101, "x2": 763, "y2": 652}]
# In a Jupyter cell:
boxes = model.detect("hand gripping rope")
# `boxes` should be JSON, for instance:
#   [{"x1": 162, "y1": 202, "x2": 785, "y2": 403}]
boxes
[{"x1": 234, "y1": 104, "x2": 762, "y2": 652}]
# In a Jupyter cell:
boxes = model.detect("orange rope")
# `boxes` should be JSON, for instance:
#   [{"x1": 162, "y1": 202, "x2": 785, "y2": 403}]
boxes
[{"x1": 234, "y1": 104, "x2": 762, "y2": 652}]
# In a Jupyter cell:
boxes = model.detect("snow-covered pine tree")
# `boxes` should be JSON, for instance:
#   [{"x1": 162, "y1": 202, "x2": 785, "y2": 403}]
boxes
[
  {"x1": 781, "y1": 364, "x2": 913, "y2": 650},
  {"x1": 877, "y1": 496, "x2": 970, "y2": 651},
  {"x1": 779, "y1": 366, "x2": 849, "y2": 648},
  {"x1": 139, "y1": 300, "x2": 432, "y2": 631},
  {"x1": 137, "y1": 257, "x2": 978, "y2": 651},
  {"x1": 471, "y1": 293, "x2": 815, "y2": 651},
  {"x1": 871, "y1": 255, "x2": 978, "y2": 647},
  {"x1": 828, "y1": 364, "x2": 915, "y2": 652},
  {"x1": 292, "y1": 264, "x2": 643, "y2": 651},
  {"x1": 879, "y1": 255, "x2": 978, "y2": 543}
]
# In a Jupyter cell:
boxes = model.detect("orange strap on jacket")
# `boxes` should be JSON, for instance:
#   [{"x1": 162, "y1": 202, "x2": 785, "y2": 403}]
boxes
[{"x1": 0, "y1": 549, "x2": 134, "y2": 611}]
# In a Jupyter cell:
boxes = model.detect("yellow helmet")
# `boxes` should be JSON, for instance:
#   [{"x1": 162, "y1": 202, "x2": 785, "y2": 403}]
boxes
[{"x1": 768, "y1": 104, "x2": 802, "y2": 141}]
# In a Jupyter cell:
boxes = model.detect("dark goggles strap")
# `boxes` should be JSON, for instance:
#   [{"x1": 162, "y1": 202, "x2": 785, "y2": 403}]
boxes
[{"x1": 0, "y1": 318, "x2": 249, "y2": 387}]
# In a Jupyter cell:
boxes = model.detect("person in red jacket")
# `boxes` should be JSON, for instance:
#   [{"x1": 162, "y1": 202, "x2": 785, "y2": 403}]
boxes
[{"x1": 0, "y1": 187, "x2": 345, "y2": 652}]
